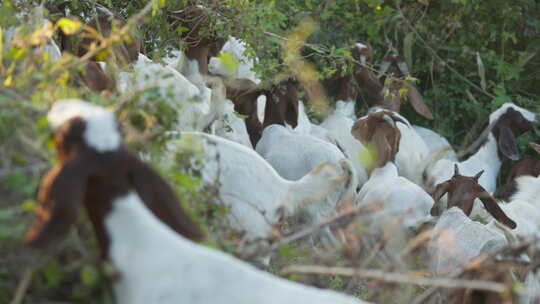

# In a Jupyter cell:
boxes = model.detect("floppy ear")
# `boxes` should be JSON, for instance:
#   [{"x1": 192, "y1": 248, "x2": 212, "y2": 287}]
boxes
[
  {"x1": 430, "y1": 180, "x2": 451, "y2": 216},
  {"x1": 497, "y1": 125, "x2": 520, "y2": 161},
  {"x1": 402, "y1": 82, "x2": 434, "y2": 120},
  {"x1": 25, "y1": 158, "x2": 88, "y2": 249},
  {"x1": 476, "y1": 186, "x2": 517, "y2": 229},
  {"x1": 127, "y1": 152, "x2": 205, "y2": 241}
]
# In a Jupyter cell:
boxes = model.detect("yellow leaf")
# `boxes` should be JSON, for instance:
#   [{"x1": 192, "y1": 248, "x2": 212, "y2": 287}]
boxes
[
  {"x1": 57, "y1": 18, "x2": 82, "y2": 35},
  {"x1": 96, "y1": 48, "x2": 110, "y2": 61},
  {"x1": 3, "y1": 75, "x2": 13, "y2": 86},
  {"x1": 218, "y1": 52, "x2": 240, "y2": 74},
  {"x1": 57, "y1": 71, "x2": 70, "y2": 85},
  {"x1": 358, "y1": 144, "x2": 378, "y2": 171}
]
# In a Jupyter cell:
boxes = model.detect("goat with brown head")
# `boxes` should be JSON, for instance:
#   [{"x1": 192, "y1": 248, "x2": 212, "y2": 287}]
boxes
[
  {"x1": 225, "y1": 78, "x2": 267, "y2": 146},
  {"x1": 262, "y1": 76, "x2": 301, "y2": 130},
  {"x1": 431, "y1": 164, "x2": 516, "y2": 229},
  {"x1": 352, "y1": 44, "x2": 434, "y2": 120},
  {"x1": 25, "y1": 99, "x2": 204, "y2": 257},
  {"x1": 351, "y1": 110, "x2": 407, "y2": 170},
  {"x1": 168, "y1": 5, "x2": 226, "y2": 75}
]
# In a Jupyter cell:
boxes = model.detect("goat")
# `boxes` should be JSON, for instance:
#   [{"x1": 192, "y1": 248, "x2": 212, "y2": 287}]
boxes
[
  {"x1": 352, "y1": 43, "x2": 434, "y2": 120},
  {"x1": 26, "y1": 99, "x2": 366, "y2": 304},
  {"x1": 320, "y1": 101, "x2": 369, "y2": 187},
  {"x1": 168, "y1": 132, "x2": 357, "y2": 244},
  {"x1": 352, "y1": 110, "x2": 434, "y2": 229},
  {"x1": 428, "y1": 168, "x2": 520, "y2": 303},
  {"x1": 224, "y1": 76, "x2": 301, "y2": 147},
  {"x1": 167, "y1": 5, "x2": 226, "y2": 76},
  {"x1": 431, "y1": 164, "x2": 517, "y2": 228},
  {"x1": 118, "y1": 54, "x2": 222, "y2": 133},
  {"x1": 26, "y1": 99, "x2": 204, "y2": 255},
  {"x1": 427, "y1": 103, "x2": 537, "y2": 219}
]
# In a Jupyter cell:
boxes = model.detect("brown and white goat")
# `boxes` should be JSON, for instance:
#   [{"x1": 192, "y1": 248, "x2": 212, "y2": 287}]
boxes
[
  {"x1": 25, "y1": 99, "x2": 204, "y2": 257},
  {"x1": 351, "y1": 43, "x2": 434, "y2": 120},
  {"x1": 431, "y1": 164, "x2": 517, "y2": 229},
  {"x1": 225, "y1": 76, "x2": 301, "y2": 146},
  {"x1": 429, "y1": 167, "x2": 521, "y2": 303}
]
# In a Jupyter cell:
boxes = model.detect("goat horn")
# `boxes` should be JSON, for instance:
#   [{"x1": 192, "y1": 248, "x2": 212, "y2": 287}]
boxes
[
  {"x1": 453, "y1": 164, "x2": 460, "y2": 177},
  {"x1": 457, "y1": 118, "x2": 496, "y2": 158},
  {"x1": 382, "y1": 114, "x2": 396, "y2": 128},
  {"x1": 473, "y1": 170, "x2": 484, "y2": 181}
]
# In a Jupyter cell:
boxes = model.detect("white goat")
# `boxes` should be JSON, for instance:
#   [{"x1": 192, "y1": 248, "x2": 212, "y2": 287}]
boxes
[
  {"x1": 168, "y1": 132, "x2": 356, "y2": 243},
  {"x1": 118, "y1": 54, "x2": 222, "y2": 132},
  {"x1": 427, "y1": 103, "x2": 536, "y2": 218},
  {"x1": 27, "y1": 99, "x2": 366, "y2": 304}
]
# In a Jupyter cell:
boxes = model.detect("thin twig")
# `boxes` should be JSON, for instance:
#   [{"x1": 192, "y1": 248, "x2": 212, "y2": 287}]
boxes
[
  {"x1": 280, "y1": 265, "x2": 507, "y2": 293},
  {"x1": 10, "y1": 268, "x2": 33, "y2": 304}
]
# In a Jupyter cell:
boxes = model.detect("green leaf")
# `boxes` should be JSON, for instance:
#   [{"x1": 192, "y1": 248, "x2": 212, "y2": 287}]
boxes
[
  {"x1": 403, "y1": 32, "x2": 414, "y2": 72},
  {"x1": 476, "y1": 52, "x2": 486, "y2": 91},
  {"x1": 42, "y1": 260, "x2": 62, "y2": 288},
  {"x1": 80, "y1": 265, "x2": 99, "y2": 287}
]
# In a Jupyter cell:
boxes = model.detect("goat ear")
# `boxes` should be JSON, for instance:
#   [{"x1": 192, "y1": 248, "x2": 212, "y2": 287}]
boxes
[
  {"x1": 476, "y1": 186, "x2": 517, "y2": 229},
  {"x1": 25, "y1": 158, "x2": 88, "y2": 249},
  {"x1": 404, "y1": 82, "x2": 434, "y2": 120},
  {"x1": 127, "y1": 153, "x2": 205, "y2": 241},
  {"x1": 498, "y1": 125, "x2": 520, "y2": 161},
  {"x1": 430, "y1": 181, "x2": 450, "y2": 216}
]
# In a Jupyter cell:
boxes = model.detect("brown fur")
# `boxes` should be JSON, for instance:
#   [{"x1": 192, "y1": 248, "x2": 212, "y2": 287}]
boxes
[
  {"x1": 225, "y1": 78, "x2": 267, "y2": 146},
  {"x1": 26, "y1": 117, "x2": 204, "y2": 257},
  {"x1": 495, "y1": 158, "x2": 540, "y2": 200},
  {"x1": 350, "y1": 111, "x2": 405, "y2": 169},
  {"x1": 82, "y1": 62, "x2": 116, "y2": 92},
  {"x1": 77, "y1": 15, "x2": 143, "y2": 66},
  {"x1": 431, "y1": 165, "x2": 516, "y2": 229},
  {"x1": 491, "y1": 107, "x2": 536, "y2": 161},
  {"x1": 262, "y1": 77, "x2": 300, "y2": 130},
  {"x1": 168, "y1": 6, "x2": 225, "y2": 75},
  {"x1": 353, "y1": 48, "x2": 434, "y2": 119}
]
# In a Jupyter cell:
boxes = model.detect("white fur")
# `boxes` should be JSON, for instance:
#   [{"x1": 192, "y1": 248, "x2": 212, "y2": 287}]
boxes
[
  {"x1": 213, "y1": 99, "x2": 252, "y2": 148},
  {"x1": 256, "y1": 125, "x2": 349, "y2": 182},
  {"x1": 412, "y1": 125, "x2": 457, "y2": 161},
  {"x1": 48, "y1": 99, "x2": 121, "y2": 152},
  {"x1": 208, "y1": 36, "x2": 260, "y2": 83},
  {"x1": 355, "y1": 43, "x2": 367, "y2": 50},
  {"x1": 106, "y1": 192, "x2": 365, "y2": 304},
  {"x1": 357, "y1": 162, "x2": 433, "y2": 229},
  {"x1": 320, "y1": 101, "x2": 368, "y2": 186},
  {"x1": 429, "y1": 207, "x2": 507, "y2": 276},
  {"x1": 168, "y1": 132, "x2": 355, "y2": 242},
  {"x1": 118, "y1": 55, "x2": 220, "y2": 132}
]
